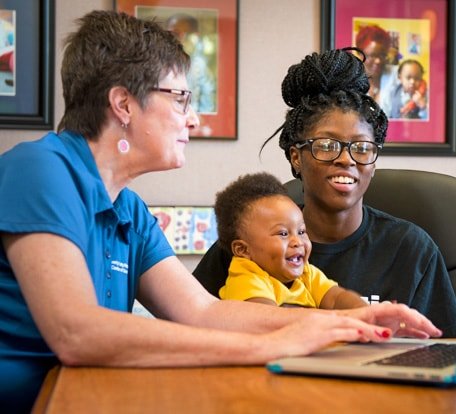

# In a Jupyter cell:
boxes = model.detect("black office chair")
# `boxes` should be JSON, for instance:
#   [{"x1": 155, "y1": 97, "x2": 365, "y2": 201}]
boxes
[{"x1": 284, "y1": 169, "x2": 456, "y2": 293}]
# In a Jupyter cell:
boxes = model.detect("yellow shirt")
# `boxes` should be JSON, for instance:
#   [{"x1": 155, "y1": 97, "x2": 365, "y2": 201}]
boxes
[{"x1": 219, "y1": 257, "x2": 337, "y2": 307}]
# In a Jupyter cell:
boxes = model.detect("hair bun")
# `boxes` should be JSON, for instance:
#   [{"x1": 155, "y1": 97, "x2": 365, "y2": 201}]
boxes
[{"x1": 281, "y1": 49, "x2": 370, "y2": 108}]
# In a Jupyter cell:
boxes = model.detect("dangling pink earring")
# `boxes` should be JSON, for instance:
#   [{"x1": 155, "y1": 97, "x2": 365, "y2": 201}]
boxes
[{"x1": 117, "y1": 122, "x2": 130, "y2": 154}]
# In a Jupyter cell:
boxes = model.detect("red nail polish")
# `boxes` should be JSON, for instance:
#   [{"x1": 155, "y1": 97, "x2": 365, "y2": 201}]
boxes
[
  {"x1": 358, "y1": 329, "x2": 363, "y2": 335},
  {"x1": 382, "y1": 330, "x2": 391, "y2": 338}
]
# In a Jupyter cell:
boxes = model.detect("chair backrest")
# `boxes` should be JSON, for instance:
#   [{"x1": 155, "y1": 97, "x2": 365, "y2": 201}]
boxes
[{"x1": 283, "y1": 169, "x2": 456, "y2": 293}]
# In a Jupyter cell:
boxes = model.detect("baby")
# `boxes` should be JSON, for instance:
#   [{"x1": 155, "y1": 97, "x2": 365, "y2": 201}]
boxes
[
  {"x1": 215, "y1": 172, "x2": 367, "y2": 309},
  {"x1": 390, "y1": 59, "x2": 427, "y2": 119}
]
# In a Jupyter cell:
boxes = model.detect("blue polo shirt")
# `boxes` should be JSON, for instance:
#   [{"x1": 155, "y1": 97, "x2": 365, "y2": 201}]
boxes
[{"x1": 0, "y1": 130, "x2": 175, "y2": 412}]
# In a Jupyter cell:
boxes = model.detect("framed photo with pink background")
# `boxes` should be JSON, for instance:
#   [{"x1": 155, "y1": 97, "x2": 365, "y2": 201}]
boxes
[{"x1": 321, "y1": 0, "x2": 456, "y2": 155}]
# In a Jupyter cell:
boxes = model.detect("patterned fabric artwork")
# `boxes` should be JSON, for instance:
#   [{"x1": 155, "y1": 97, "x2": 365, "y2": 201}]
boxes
[{"x1": 148, "y1": 206, "x2": 218, "y2": 254}]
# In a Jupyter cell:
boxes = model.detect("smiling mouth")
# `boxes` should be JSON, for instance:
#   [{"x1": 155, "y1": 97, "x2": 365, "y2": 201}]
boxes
[
  {"x1": 286, "y1": 254, "x2": 304, "y2": 265},
  {"x1": 330, "y1": 176, "x2": 356, "y2": 184}
]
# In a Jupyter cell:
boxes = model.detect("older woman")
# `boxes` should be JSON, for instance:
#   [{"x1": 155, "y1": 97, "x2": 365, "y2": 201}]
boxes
[{"x1": 0, "y1": 13, "x2": 440, "y2": 413}]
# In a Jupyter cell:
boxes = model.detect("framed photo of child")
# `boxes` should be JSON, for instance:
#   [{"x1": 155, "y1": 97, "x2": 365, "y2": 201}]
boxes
[
  {"x1": 115, "y1": 0, "x2": 238, "y2": 141},
  {"x1": 321, "y1": 0, "x2": 456, "y2": 156}
]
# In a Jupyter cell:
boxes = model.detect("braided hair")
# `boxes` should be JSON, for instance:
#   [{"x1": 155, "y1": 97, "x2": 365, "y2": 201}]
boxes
[{"x1": 262, "y1": 48, "x2": 388, "y2": 178}]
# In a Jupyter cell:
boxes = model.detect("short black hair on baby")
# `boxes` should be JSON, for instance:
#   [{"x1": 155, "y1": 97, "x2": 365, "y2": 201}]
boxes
[
  {"x1": 398, "y1": 59, "x2": 424, "y2": 76},
  {"x1": 214, "y1": 172, "x2": 289, "y2": 253}
]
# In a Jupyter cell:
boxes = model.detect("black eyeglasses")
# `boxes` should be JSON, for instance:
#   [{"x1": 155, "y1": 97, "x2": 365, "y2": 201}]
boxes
[
  {"x1": 294, "y1": 138, "x2": 382, "y2": 165},
  {"x1": 151, "y1": 88, "x2": 192, "y2": 114}
]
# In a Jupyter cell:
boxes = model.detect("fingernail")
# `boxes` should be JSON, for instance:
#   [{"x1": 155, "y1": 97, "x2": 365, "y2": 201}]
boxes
[
  {"x1": 358, "y1": 329, "x2": 363, "y2": 335},
  {"x1": 382, "y1": 330, "x2": 391, "y2": 338}
]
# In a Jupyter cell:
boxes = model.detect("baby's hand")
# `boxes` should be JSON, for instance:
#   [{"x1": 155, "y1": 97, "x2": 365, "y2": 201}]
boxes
[{"x1": 412, "y1": 90, "x2": 427, "y2": 109}]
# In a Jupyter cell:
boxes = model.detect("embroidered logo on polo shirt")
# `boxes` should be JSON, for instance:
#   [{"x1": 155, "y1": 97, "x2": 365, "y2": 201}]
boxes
[{"x1": 111, "y1": 260, "x2": 129, "y2": 275}]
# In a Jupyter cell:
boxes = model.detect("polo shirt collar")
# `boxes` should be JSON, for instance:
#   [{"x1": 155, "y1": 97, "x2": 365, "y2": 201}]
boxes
[{"x1": 59, "y1": 130, "x2": 133, "y2": 238}]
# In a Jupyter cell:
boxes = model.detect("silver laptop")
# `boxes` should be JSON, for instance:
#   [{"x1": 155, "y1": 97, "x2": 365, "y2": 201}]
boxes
[{"x1": 267, "y1": 338, "x2": 456, "y2": 385}]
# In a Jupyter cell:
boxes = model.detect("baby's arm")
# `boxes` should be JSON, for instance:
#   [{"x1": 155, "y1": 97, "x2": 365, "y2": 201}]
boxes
[
  {"x1": 412, "y1": 89, "x2": 427, "y2": 110},
  {"x1": 320, "y1": 286, "x2": 368, "y2": 310}
]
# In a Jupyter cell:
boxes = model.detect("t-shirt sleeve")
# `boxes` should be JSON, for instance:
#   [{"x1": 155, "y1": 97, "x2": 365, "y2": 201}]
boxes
[
  {"x1": 219, "y1": 272, "x2": 276, "y2": 302},
  {"x1": 410, "y1": 246, "x2": 456, "y2": 337},
  {"x1": 130, "y1": 198, "x2": 176, "y2": 276},
  {"x1": 0, "y1": 143, "x2": 92, "y2": 253},
  {"x1": 304, "y1": 263, "x2": 338, "y2": 307}
]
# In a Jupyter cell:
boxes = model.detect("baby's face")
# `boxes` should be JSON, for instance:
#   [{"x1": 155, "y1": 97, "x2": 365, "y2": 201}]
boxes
[
  {"x1": 239, "y1": 195, "x2": 312, "y2": 284},
  {"x1": 399, "y1": 63, "x2": 423, "y2": 94}
]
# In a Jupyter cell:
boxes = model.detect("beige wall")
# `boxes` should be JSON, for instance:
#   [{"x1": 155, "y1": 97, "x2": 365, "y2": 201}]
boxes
[{"x1": 1, "y1": 0, "x2": 455, "y2": 271}]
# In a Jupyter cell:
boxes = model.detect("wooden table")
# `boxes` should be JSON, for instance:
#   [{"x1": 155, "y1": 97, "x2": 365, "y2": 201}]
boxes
[{"x1": 33, "y1": 364, "x2": 456, "y2": 414}]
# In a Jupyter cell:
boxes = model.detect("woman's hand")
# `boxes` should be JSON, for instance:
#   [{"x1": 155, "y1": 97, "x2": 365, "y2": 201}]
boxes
[
  {"x1": 264, "y1": 311, "x2": 395, "y2": 359},
  {"x1": 337, "y1": 302, "x2": 442, "y2": 339}
]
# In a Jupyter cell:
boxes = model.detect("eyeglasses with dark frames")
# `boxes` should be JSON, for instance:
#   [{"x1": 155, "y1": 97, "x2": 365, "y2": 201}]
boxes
[
  {"x1": 294, "y1": 138, "x2": 382, "y2": 165},
  {"x1": 151, "y1": 88, "x2": 192, "y2": 114}
]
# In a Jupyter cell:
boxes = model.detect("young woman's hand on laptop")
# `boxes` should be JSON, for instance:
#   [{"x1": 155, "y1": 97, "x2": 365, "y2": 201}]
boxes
[{"x1": 337, "y1": 303, "x2": 442, "y2": 339}]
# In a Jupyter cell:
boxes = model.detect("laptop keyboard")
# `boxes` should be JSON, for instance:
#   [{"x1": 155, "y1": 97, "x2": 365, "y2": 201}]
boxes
[{"x1": 369, "y1": 344, "x2": 456, "y2": 368}]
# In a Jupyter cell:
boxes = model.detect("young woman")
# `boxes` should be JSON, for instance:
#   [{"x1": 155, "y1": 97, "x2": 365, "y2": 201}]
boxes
[{"x1": 193, "y1": 48, "x2": 455, "y2": 336}]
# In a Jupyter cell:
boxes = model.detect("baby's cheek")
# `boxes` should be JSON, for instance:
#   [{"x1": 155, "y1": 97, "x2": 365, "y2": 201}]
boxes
[{"x1": 304, "y1": 240, "x2": 312, "y2": 261}]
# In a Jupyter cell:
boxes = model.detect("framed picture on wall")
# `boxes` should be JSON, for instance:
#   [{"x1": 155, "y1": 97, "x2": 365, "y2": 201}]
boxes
[
  {"x1": 148, "y1": 206, "x2": 217, "y2": 254},
  {"x1": 321, "y1": 0, "x2": 456, "y2": 155},
  {"x1": 116, "y1": 0, "x2": 238, "y2": 140},
  {"x1": 0, "y1": 0, "x2": 54, "y2": 130}
]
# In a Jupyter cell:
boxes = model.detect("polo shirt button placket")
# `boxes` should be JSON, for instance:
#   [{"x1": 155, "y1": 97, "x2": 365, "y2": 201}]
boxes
[{"x1": 105, "y1": 247, "x2": 112, "y2": 304}]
